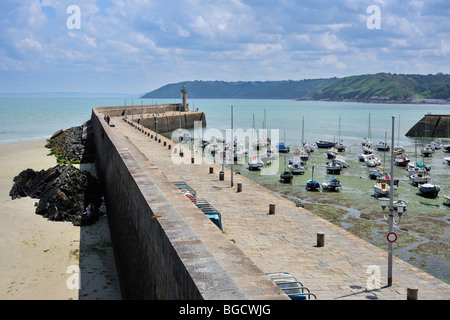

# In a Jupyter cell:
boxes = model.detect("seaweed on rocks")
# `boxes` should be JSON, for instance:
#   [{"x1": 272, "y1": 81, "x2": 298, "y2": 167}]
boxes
[
  {"x1": 46, "y1": 120, "x2": 95, "y2": 164},
  {"x1": 9, "y1": 164, "x2": 104, "y2": 226}
]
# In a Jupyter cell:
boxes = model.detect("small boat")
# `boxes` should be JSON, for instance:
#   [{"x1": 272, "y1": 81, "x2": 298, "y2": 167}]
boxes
[
  {"x1": 306, "y1": 166, "x2": 320, "y2": 191},
  {"x1": 334, "y1": 155, "x2": 349, "y2": 168},
  {"x1": 430, "y1": 139, "x2": 442, "y2": 149},
  {"x1": 374, "y1": 178, "x2": 390, "y2": 196},
  {"x1": 364, "y1": 154, "x2": 381, "y2": 167},
  {"x1": 207, "y1": 142, "x2": 222, "y2": 154},
  {"x1": 376, "y1": 141, "x2": 390, "y2": 151},
  {"x1": 361, "y1": 138, "x2": 372, "y2": 146},
  {"x1": 444, "y1": 157, "x2": 450, "y2": 165},
  {"x1": 289, "y1": 153, "x2": 305, "y2": 175},
  {"x1": 326, "y1": 147, "x2": 338, "y2": 159},
  {"x1": 410, "y1": 172, "x2": 431, "y2": 186},
  {"x1": 280, "y1": 168, "x2": 294, "y2": 183},
  {"x1": 303, "y1": 142, "x2": 316, "y2": 153},
  {"x1": 362, "y1": 144, "x2": 374, "y2": 155},
  {"x1": 394, "y1": 153, "x2": 410, "y2": 167},
  {"x1": 316, "y1": 140, "x2": 336, "y2": 148},
  {"x1": 444, "y1": 195, "x2": 450, "y2": 206},
  {"x1": 418, "y1": 183, "x2": 440, "y2": 198},
  {"x1": 248, "y1": 155, "x2": 263, "y2": 171},
  {"x1": 420, "y1": 144, "x2": 433, "y2": 157},
  {"x1": 335, "y1": 141, "x2": 346, "y2": 152},
  {"x1": 394, "y1": 145, "x2": 405, "y2": 152},
  {"x1": 322, "y1": 177, "x2": 342, "y2": 192},
  {"x1": 369, "y1": 166, "x2": 385, "y2": 180},
  {"x1": 326, "y1": 161, "x2": 342, "y2": 174},
  {"x1": 443, "y1": 144, "x2": 450, "y2": 152},
  {"x1": 277, "y1": 142, "x2": 290, "y2": 153},
  {"x1": 407, "y1": 161, "x2": 431, "y2": 174}
]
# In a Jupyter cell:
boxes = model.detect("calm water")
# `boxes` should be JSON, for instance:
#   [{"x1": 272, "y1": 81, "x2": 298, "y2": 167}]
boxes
[{"x1": 1, "y1": 96, "x2": 449, "y2": 283}]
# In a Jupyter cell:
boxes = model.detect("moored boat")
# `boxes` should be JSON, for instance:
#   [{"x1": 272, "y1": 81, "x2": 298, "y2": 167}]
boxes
[
  {"x1": 316, "y1": 140, "x2": 336, "y2": 148},
  {"x1": 280, "y1": 168, "x2": 294, "y2": 183},
  {"x1": 248, "y1": 155, "x2": 263, "y2": 171},
  {"x1": 418, "y1": 183, "x2": 440, "y2": 198},
  {"x1": 326, "y1": 161, "x2": 342, "y2": 174},
  {"x1": 394, "y1": 153, "x2": 410, "y2": 167},
  {"x1": 322, "y1": 177, "x2": 342, "y2": 192},
  {"x1": 306, "y1": 166, "x2": 320, "y2": 191},
  {"x1": 374, "y1": 178, "x2": 390, "y2": 196},
  {"x1": 376, "y1": 141, "x2": 390, "y2": 151},
  {"x1": 289, "y1": 153, "x2": 305, "y2": 175},
  {"x1": 420, "y1": 144, "x2": 433, "y2": 157},
  {"x1": 410, "y1": 172, "x2": 431, "y2": 186}
]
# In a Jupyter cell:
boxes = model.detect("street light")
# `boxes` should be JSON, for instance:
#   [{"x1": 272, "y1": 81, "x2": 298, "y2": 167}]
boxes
[{"x1": 377, "y1": 115, "x2": 408, "y2": 287}]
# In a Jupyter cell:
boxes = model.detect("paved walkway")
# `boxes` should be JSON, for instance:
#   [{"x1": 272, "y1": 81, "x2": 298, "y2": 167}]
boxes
[{"x1": 109, "y1": 116, "x2": 449, "y2": 300}]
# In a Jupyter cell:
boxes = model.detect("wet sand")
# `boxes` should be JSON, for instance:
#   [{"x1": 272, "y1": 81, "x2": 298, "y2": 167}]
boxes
[{"x1": 0, "y1": 140, "x2": 121, "y2": 300}]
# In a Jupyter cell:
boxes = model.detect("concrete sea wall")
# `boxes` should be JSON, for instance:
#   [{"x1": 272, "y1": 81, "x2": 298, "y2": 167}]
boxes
[{"x1": 90, "y1": 108, "x2": 251, "y2": 300}]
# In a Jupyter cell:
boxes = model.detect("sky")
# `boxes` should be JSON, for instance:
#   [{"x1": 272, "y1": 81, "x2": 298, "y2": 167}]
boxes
[{"x1": 0, "y1": 0, "x2": 449, "y2": 95}]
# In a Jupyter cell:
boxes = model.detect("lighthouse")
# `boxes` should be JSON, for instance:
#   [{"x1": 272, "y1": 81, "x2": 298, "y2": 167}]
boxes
[{"x1": 181, "y1": 85, "x2": 188, "y2": 111}]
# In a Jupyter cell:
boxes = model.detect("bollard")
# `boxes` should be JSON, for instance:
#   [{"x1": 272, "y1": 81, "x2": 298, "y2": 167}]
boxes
[
  {"x1": 219, "y1": 171, "x2": 224, "y2": 180},
  {"x1": 209, "y1": 167, "x2": 214, "y2": 174},
  {"x1": 191, "y1": 157, "x2": 195, "y2": 164},
  {"x1": 158, "y1": 139, "x2": 161, "y2": 143},
  {"x1": 237, "y1": 182, "x2": 242, "y2": 193},
  {"x1": 317, "y1": 232, "x2": 325, "y2": 247},
  {"x1": 269, "y1": 203, "x2": 276, "y2": 215},
  {"x1": 168, "y1": 145, "x2": 172, "y2": 150},
  {"x1": 163, "y1": 141, "x2": 166, "y2": 146},
  {"x1": 407, "y1": 288, "x2": 418, "y2": 300}
]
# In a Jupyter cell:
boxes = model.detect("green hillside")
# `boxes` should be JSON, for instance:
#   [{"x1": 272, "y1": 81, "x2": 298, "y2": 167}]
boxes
[
  {"x1": 312, "y1": 73, "x2": 450, "y2": 101},
  {"x1": 141, "y1": 73, "x2": 450, "y2": 102}
]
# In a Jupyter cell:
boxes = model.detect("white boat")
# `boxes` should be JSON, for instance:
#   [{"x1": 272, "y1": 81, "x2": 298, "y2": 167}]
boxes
[
  {"x1": 394, "y1": 153, "x2": 410, "y2": 167},
  {"x1": 410, "y1": 172, "x2": 431, "y2": 186},
  {"x1": 374, "y1": 179, "x2": 390, "y2": 196},
  {"x1": 248, "y1": 154, "x2": 263, "y2": 171},
  {"x1": 326, "y1": 161, "x2": 342, "y2": 174},
  {"x1": 421, "y1": 144, "x2": 434, "y2": 157},
  {"x1": 362, "y1": 144, "x2": 374, "y2": 155},
  {"x1": 376, "y1": 141, "x2": 390, "y2": 151},
  {"x1": 364, "y1": 154, "x2": 381, "y2": 167},
  {"x1": 407, "y1": 161, "x2": 431, "y2": 174},
  {"x1": 326, "y1": 147, "x2": 338, "y2": 159},
  {"x1": 444, "y1": 195, "x2": 450, "y2": 206},
  {"x1": 207, "y1": 142, "x2": 222, "y2": 155},
  {"x1": 334, "y1": 155, "x2": 349, "y2": 168},
  {"x1": 430, "y1": 139, "x2": 442, "y2": 149},
  {"x1": 289, "y1": 153, "x2": 305, "y2": 175},
  {"x1": 444, "y1": 157, "x2": 450, "y2": 165},
  {"x1": 303, "y1": 142, "x2": 316, "y2": 153}
]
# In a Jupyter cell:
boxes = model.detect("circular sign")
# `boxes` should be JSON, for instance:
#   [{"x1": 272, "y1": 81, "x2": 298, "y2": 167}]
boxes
[{"x1": 387, "y1": 232, "x2": 397, "y2": 243}]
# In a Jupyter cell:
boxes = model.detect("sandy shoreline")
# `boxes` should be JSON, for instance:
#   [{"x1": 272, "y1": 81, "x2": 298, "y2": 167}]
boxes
[{"x1": 0, "y1": 140, "x2": 121, "y2": 300}]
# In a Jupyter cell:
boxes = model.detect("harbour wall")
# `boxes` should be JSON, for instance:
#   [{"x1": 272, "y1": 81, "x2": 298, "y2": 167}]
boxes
[
  {"x1": 90, "y1": 107, "x2": 279, "y2": 300},
  {"x1": 95, "y1": 104, "x2": 206, "y2": 133},
  {"x1": 405, "y1": 114, "x2": 450, "y2": 138}
]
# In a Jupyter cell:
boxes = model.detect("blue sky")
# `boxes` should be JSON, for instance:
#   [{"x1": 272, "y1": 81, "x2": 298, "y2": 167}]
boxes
[{"x1": 0, "y1": 0, "x2": 449, "y2": 94}]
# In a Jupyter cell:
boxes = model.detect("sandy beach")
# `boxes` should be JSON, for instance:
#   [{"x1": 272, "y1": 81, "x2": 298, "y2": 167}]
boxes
[{"x1": 0, "y1": 140, "x2": 121, "y2": 300}]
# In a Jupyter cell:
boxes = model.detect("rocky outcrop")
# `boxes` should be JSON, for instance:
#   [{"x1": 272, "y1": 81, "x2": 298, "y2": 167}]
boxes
[
  {"x1": 9, "y1": 164, "x2": 104, "y2": 226},
  {"x1": 46, "y1": 121, "x2": 95, "y2": 164}
]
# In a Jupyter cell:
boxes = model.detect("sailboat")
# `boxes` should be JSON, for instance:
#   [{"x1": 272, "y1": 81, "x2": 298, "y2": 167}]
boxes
[
  {"x1": 306, "y1": 165, "x2": 320, "y2": 191},
  {"x1": 326, "y1": 160, "x2": 342, "y2": 174},
  {"x1": 335, "y1": 115, "x2": 346, "y2": 152},
  {"x1": 394, "y1": 115, "x2": 404, "y2": 152},
  {"x1": 280, "y1": 155, "x2": 294, "y2": 183}
]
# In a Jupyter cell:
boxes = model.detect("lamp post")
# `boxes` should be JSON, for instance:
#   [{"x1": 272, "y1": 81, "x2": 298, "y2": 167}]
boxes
[
  {"x1": 230, "y1": 105, "x2": 234, "y2": 188},
  {"x1": 378, "y1": 115, "x2": 407, "y2": 287}
]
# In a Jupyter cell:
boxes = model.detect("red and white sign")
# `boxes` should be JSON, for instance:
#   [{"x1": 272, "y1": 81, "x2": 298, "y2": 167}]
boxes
[{"x1": 386, "y1": 232, "x2": 397, "y2": 243}]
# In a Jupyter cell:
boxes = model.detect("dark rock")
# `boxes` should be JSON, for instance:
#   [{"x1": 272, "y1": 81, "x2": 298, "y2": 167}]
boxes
[
  {"x1": 46, "y1": 120, "x2": 95, "y2": 163},
  {"x1": 10, "y1": 164, "x2": 104, "y2": 226}
]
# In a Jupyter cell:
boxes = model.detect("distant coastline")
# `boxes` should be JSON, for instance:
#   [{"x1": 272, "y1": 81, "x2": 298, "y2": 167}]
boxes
[{"x1": 296, "y1": 98, "x2": 450, "y2": 105}]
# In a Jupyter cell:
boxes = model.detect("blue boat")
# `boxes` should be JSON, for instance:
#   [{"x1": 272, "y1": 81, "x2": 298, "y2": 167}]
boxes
[
  {"x1": 277, "y1": 142, "x2": 290, "y2": 153},
  {"x1": 316, "y1": 140, "x2": 336, "y2": 148},
  {"x1": 306, "y1": 165, "x2": 320, "y2": 191},
  {"x1": 418, "y1": 183, "x2": 440, "y2": 198}
]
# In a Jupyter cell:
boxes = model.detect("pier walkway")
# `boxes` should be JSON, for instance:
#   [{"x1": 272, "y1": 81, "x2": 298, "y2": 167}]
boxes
[{"x1": 107, "y1": 116, "x2": 449, "y2": 300}]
